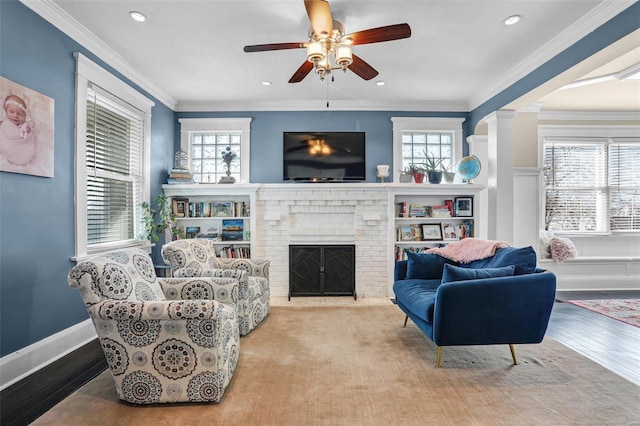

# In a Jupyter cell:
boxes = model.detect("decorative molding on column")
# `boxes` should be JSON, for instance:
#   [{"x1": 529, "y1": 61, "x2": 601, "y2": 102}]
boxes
[
  {"x1": 484, "y1": 110, "x2": 516, "y2": 243},
  {"x1": 518, "y1": 103, "x2": 544, "y2": 113},
  {"x1": 466, "y1": 135, "x2": 489, "y2": 241}
]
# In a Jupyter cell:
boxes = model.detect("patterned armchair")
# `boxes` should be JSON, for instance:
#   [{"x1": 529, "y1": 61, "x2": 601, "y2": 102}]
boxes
[
  {"x1": 68, "y1": 248, "x2": 240, "y2": 404},
  {"x1": 161, "y1": 239, "x2": 270, "y2": 336}
]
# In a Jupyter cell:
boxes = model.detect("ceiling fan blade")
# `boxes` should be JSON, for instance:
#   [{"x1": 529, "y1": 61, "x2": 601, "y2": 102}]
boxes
[
  {"x1": 244, "y1": 42, "x2": 306, "y2": 53},
  {"x1": 346, "y1": 23, "x2": 411, "y2": 45},
  {"x1": 348, "y1": 54, "x2": 378, "y2": 81},
  {"x1": 289, "y1": 60, "x2": 314, "y2": 83},
  {"x1": 304, "y1": 0, "x2": 333, "y2": 37}
]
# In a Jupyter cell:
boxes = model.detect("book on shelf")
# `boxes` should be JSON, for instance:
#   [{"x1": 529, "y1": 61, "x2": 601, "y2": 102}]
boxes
[
  {"x1": 460, "y1": 219, "x2": 474, "y2": 239},
  {"x1": 408, "y1": 203, "x2": 426, "y2": 217},
  {"x1": 218, "y1": 245, "x2": 251, "y2": 259},
  {"x1": 430, "y1": 205, "x2": 452, "y2": 218},
  {"x1": 167, "y1": 168, "x2": 194, "y2": 184},
  {"x1": 396, "y1": 202, "x2": 408, "y2": 218},
  {"x1": 221, "y1": 219, "x2": 243, "y2": 241}
]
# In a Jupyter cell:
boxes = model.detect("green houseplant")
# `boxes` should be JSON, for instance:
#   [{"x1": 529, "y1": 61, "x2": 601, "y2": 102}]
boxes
[
  {"x1": 140, "y1": 193, "x2": 184, "y2": 242},
  {"x1": 407, "y1": 164, "x2": 427, "y2": 183},
  {"x1": 423, "y1": 152, "x2": 445, "y2": 184}
]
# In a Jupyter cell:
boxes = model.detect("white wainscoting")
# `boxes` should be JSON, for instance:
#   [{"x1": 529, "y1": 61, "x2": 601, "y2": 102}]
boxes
[{"x1": 513, "y1": 168, "x2": 640, "y2": 291}]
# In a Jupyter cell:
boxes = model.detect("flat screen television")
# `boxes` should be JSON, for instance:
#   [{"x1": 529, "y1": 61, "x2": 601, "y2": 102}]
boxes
[{"x1": 283, "y1": 132, "x2": 366, "y2": 182}]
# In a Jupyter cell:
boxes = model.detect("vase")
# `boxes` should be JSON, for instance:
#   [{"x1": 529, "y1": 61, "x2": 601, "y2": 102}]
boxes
[{"x1": 427, "y1": 171, "x2": 443, "y2": 184}]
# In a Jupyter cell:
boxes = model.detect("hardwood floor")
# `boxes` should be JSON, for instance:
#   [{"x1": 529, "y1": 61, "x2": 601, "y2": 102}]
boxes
[{"x1": 547, "y1": 291, "x2": 640, "y2": 386}]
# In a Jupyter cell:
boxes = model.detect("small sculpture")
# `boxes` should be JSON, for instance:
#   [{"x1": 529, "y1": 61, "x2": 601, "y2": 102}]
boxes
[{"x1": 219, "y1": 146, "x2": 237, "y2": 184}]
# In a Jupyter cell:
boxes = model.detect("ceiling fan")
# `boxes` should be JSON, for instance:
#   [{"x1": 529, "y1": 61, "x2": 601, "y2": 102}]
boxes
[{"x1": 243, "y1": 0, "x2": 411, "y2": 83}]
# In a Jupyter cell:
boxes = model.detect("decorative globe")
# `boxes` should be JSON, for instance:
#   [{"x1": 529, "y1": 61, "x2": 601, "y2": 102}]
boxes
[{"x1": 455, "y1": 155, "x2": 481, "y2": 183}]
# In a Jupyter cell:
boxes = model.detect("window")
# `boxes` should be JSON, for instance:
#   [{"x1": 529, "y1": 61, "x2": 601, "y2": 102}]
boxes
[
  {"x1": 73, "y1": 53, "x2": 153, "y2": 259},
  {"x1": 543, "y1": 136, "x2": 640, "y2": 233},
  {"x1": 401, "y1": 132, "x2": 453, "y2": 171},
  {"x1": 391, "y1": 117, "x2": 464, "y2": 181},
  {"x1": 179, "y1": 118, "x2": 251, "y2": 183}
]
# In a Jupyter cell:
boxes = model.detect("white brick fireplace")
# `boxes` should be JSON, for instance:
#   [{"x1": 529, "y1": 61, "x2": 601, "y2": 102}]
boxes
[{"x1": 253, "y1": 185, "x2": 390, "y2": 298}]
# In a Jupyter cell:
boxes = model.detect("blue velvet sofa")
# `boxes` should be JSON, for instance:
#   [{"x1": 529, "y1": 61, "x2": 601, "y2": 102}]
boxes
[{"x1": 393, "y1": 246, "x2": 556, "y2": 367}]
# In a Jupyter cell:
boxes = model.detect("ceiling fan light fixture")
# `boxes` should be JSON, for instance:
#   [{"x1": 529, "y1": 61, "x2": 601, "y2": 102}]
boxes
[
  {"x1": 336, "y1": 45, "x2": 353, "y2": 68},
  {"x1": 307, "y1": 41, "x2": 325, "y2": 63}
]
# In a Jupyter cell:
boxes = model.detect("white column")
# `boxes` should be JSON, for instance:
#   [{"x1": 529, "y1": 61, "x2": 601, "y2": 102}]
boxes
[
  {"x1": 484, "y1": 110, "x2": 516, "y2": 243},
  {"x1": 513, "y1": 168, "x2": 543, "y2": 249},
  {"x1": 466, "y1": 135, "x2": 488, "y2": 240}
]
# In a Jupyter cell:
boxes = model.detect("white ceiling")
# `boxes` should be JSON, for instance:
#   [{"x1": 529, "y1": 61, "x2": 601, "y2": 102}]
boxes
[{"x1": 25, "y1": 0, "x2": 640, "y2": 113}]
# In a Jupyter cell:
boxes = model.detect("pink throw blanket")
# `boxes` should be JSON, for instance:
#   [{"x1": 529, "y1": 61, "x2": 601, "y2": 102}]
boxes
[{"x1": 426, "y1": 238, "x2": 510, "y2": 263}]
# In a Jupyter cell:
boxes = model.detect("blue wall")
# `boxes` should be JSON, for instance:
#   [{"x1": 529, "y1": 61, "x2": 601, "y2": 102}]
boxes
[
  {"x1": 175, "y1": 111, "x2": 470, "y2": 183},
  {"x1": 0, "y1": 0, "x2": 175, "y2": 357},
  {"x1": 0, "y1": 0, "x2": 637, "y2": 360}
]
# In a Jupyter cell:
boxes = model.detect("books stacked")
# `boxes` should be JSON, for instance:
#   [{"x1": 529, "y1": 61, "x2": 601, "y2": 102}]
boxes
[
  {"x1": 167, "y1": 168, "x2": 194, "y2": 184},
  {"x1": 431, "y1": 205, "x2": 452, "y2": 218},
  {"x1": 408, "y1": 203, "x2": 426, "y2": 217}
]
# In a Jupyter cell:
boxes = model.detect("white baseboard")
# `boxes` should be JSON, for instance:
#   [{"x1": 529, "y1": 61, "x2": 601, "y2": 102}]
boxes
[
  {"x1": 0, "y1": 319, "x2": 97, "y2": 391},
  {"x1": 556, "y1": 276, "x2": 640, "y2": 292}
]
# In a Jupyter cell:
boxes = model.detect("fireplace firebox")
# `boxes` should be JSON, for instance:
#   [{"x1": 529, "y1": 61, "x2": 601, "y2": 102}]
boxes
[{"x1": 289, "y1": 245, "x2": 356, "y2": 300}]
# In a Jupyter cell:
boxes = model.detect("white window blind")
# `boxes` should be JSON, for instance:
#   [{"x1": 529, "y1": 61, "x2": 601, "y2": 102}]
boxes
[
  {"x1": 609, "y1": 142, "x2": 640, "y2": 230},
  {"x1": 544, "y1": 138, "x2": 640, "y2": 233},
  {"x1": 85, "y1": 85, "x2": 145, "y2": 245}
]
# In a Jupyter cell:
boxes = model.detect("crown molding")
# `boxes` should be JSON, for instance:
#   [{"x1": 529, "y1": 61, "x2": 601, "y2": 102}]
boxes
[
  {"x1": 467, "y1": 0, "x2": 637, "y2": 111},
  {"x1": 20, "y1": 0, "x2": 177, "y2": 110},
  {"x1": 174, "y1": 99, "x2": 469, "y2": 113},
  {"x1": 538, "y1": 110, "x2": 640, "y2": 121}
]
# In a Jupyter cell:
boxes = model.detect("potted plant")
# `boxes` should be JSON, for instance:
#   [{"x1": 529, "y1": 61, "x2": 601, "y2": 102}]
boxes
[
  {"x1": 407, "y1": 164, "x2": 427, "y2": 184},
  {"x1": 423, "y1": 152, "x2": 445, "y2": 184},
  {"x1": 140, "y1": 193, "x2": 184, "y2": 242}
]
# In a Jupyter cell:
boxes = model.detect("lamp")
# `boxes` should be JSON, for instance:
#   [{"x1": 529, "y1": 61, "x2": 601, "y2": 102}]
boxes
[{"x1": 306, "y1": 20, "x2": 353, "y2": 81}]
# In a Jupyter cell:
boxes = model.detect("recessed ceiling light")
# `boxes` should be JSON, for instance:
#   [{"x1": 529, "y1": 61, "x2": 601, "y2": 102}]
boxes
[
  {"x1": 503, "y1": 15, "x2": 522, "y2": 26},
  {"x1": 129, "y1": 11, "x2": 147, "y2": 22},
  {"x1": 262, "y1": 81, "x2": 272, "y2": 86},
  {"x1": 376, "y1": 81, "x2": 386, "y2": 86}
]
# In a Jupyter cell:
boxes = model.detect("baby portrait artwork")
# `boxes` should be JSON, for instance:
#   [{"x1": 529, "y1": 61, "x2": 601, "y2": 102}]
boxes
[{"x1": 0, "y1": 76, "x2": 54, "y2": 177}]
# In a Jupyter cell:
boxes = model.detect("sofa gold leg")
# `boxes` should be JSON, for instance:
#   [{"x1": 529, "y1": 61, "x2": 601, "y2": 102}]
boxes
[
  {"x1": 403, "y1": 315, "x2": 408, "y2": 327},
  {"x1": 436, "y1": 346, "x2": 442, "y2": 368},
  {"x1": 509, "y1": 344, "x2": 518, "y2": 365}
]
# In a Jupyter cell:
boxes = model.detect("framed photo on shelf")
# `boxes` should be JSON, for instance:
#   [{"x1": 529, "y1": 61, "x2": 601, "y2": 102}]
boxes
[
  {"x1": 211, "y1": 201, "x2": 234, "y2": 217},
  {"x1": 441, "y1": 221, "x2": 460, "y2": 241},
  {"x1": 421, "y1": 223, "x2": 443, "y2": 241},
  {"x1": 172, "y1": 198, "x2": 188, "y2": 217},
  {"x1": 399, "y1": 225, "x2": 413, "y2": 241},
  {"x1": 454, "y1": 197, "x2": 473, "y2": 217},
  {"x1": 185, "y1": 226, "x2": 200, "y2": 239}
]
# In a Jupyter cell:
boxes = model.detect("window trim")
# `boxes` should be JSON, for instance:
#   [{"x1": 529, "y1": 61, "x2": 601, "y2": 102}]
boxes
[
  {"x1": 178, "y1": 118, "x2": 252, "y2": 183},
  {"x1": 73, "y1": 53, "x2": 154, "y2": 260},
  {"x1": 391, "y1": 117, "x2": 464, "y2": 182},
  {"x1": 538, "y1": 124, "x2": 640, "y2": 236}
]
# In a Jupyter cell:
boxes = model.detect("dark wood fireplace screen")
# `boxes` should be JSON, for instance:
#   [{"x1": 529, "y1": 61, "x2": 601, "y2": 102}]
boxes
[{"x1": 289, "y1": 245, "x2": 356, "y2": 300}]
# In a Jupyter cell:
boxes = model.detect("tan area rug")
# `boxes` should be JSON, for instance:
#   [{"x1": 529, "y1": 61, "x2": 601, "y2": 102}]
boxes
[{"x1": 34, "y1": 305, "x2": 640, "y2": 426}]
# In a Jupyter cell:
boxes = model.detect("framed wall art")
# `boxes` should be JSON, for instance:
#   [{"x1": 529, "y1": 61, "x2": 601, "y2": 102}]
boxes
[
  {"x1": 421, "y1": 223, "x2": 443, "y2": 241},
  {"x1": 454, "y1": 197, "x2": 473, "y2": 217},
  {"x1": 0, "y1": 76, "x2": 55, "y2": 177}
]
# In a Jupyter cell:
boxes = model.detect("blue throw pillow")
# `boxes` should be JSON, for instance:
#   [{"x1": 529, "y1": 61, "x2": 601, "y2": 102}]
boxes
[
  {"x1": 441, "y1": 264, "x2": 516, "y2": 284},
  {"x1": 406, "y1": 252, "x2": 450, "y2": 280},
  {"x1": 466, "y1": 246, "x2": 537, "y2": 275}
]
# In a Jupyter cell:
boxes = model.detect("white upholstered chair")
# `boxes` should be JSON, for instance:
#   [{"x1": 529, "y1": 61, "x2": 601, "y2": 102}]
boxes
[
  {"x1": 161, "y1": 239, "x2": 270, "y2": 336},
  {"x1": 68, "y1": 248, "x2": 240, "y2": 404}
]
